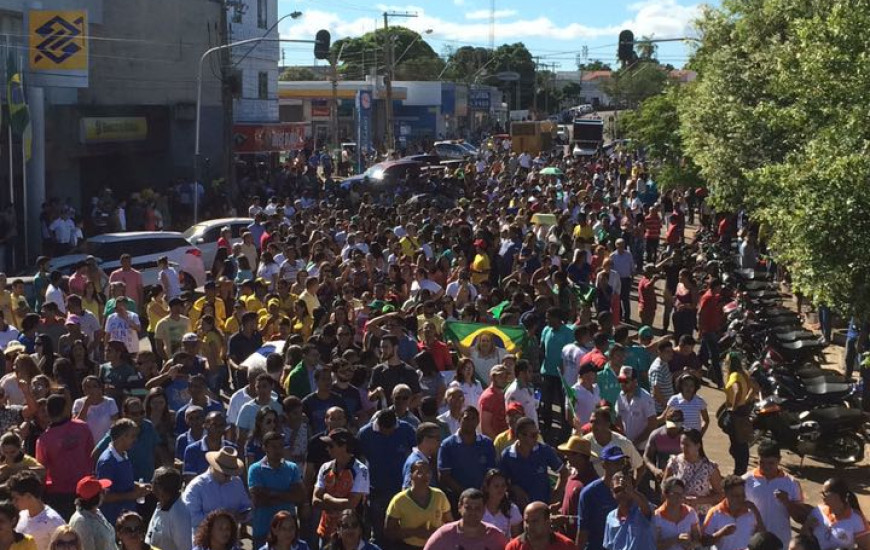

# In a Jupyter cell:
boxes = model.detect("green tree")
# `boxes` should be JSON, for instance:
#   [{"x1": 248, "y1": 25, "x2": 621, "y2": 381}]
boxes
[
  {"x1": 602, "y1": 60, "x2": 667, "y2": 109},
  {"x1": 331, "y1": 27, "x2": 442, "y2": 81},
  {"x1": 279, "y1": 66, "x2": 321, "y2": 81},
  {"x1": 445, "y1": 42, "x2": 537, "y2": 109},
  {"x1": 620, "y1": 85, "x2": 701, "y2": 189},
  {"x1": 680, "y1": 0, "x2": 870, "y2": 315},
  {"x1": 578, "y1": 60, "x2": 611, "y2": 71}
]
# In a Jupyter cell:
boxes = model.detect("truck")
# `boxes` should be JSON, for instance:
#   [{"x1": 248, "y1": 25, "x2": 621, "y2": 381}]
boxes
[
  {"x1": 510, "y1": 120, "x2": 555, "y2": 154},
  {"x1": 571, "y1": 118, "x2": 605, "y2": 157}
]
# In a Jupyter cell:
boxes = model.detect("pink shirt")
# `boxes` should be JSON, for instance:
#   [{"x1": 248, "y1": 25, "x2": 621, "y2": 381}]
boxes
[
  {"x1": 36, "y1": 419, "x2": 95, "y2": 494},
  {"x1": 423, "y1": 521, "x2": 509, "y2": 550},
  {"x1": 109, "y1": 268, "x2": 143, "y2": 303}
]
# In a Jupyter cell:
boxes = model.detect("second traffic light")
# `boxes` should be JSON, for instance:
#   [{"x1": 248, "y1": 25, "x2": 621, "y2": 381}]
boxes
[
  {"x1": 618, "y1": 29, "x2": 636, "y2": 64},
  {"x1": 314, "y1": 30, "x2": 331, "y2": 60}
]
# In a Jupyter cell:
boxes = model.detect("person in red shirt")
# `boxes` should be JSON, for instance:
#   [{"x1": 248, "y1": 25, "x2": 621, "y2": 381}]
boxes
[
  {"x1": 637, "y1": 265, "x2": 658, "y2": 328},
  {"x1": 643, "y1": 206, "x2": 662, "y2": 264},
  {"x1": 506, "y1": 501, "x2": 576, "y2": 550},
  {"x1": 478, "y1": 365, "x2": 509, "y2": 438},
  {"x1": 36, "y1": 394, "x2": 96, "y2": 520},
  {"x1": 418, "y1": 322, "x2": 453, "y2": 373},
  {"x1": 697, "y1": 278, "x2": 725, "y2": 387},
  {"x1": 580, "y1": 332, "x2": 609, "y2": 370},
  {"x1": 557, "y1": 436, "x2": 598, "y2": 541}
]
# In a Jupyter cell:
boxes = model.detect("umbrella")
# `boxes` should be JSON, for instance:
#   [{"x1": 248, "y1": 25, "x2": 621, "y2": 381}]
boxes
[
  {"x1": 540, "y1": 167, "x2": 563, "y2": 176},
  {"x1": 241, "y1": 340, "x2": 286, "y2": 370}
]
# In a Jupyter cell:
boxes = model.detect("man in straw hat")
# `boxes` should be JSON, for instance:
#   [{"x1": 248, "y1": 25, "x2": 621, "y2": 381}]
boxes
[{"x1": 181, "y1": 446, "x2": 251, "y2": 536}]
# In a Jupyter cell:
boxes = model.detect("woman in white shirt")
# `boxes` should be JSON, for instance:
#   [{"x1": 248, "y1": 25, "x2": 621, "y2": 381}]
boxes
[
  {"x1": 448, "y1": 358, "x2": 483, "y2": 412},
  {"x1": 654, "y1": 477, "x2": 701, "y2": 550},
  {"x1": 481, "y1": 469, "x2": 523, "y2": 538},
  {"x1": 803, "y1": 477, "x2": 870, "y2": 550},
  {"x1": 72, "y1": 375, "x2": 119, "y2": 443},
  {"x1": 0, "y1": 354, "x2": 40, "y2": 406}
]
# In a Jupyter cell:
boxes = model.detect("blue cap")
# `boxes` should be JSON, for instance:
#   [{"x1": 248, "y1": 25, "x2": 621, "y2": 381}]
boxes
[{"x1": 600, "y1": 446, "x2": 626, "y2": 462}]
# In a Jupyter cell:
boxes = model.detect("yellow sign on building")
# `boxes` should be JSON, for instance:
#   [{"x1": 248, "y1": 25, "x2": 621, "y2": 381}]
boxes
[
  {"x1": 80, "y1": 117, "x2": 148, "y2": 144},
  {"x1": 29, "y1": 10, "x2": 88, "y2": 71}
]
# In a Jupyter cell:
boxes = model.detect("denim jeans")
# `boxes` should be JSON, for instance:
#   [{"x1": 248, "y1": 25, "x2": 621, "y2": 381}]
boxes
[{"x1": 700, "y1": 332, "x2": 722, "y2": 386}]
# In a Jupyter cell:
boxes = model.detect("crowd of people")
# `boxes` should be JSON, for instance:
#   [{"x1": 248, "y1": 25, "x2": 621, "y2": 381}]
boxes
[{"x1": 0, "y1": 139, "x2": 861, "y2": 550}]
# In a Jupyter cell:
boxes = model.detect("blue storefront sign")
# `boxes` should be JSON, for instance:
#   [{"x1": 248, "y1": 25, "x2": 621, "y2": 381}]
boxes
[
  {"x1": 469, "y1": 89, "x2": 491, "y2": 111},
  {"x1": 356, "y1": 90, "x2": 372, "y2": 172}
]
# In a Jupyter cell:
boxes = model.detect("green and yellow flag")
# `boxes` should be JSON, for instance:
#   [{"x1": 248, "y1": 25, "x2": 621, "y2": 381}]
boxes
[
  {"x1": 7, "y1": 53, "x2": 31, "y2": 161},
  {"x1": 444, "y1": 321, "x2": 528, "y2": 355}
]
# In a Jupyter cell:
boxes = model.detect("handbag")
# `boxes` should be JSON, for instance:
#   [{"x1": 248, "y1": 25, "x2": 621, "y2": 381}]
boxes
[{"x1": 716, "y1": 403, "x2": 734, "y2": 435}]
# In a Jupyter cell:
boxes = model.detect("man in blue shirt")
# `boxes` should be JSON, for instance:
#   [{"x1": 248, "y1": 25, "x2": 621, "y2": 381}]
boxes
[
  {"x1": 402, "y1": 422, "x2": 441, "y2": 489},
  {"x1": 93, "y1": 397, "x2": 161, "y2": 485},
  {"x1": 183, "y1": 411, "x2": 235, "y2": 481},
  {"x1": 174, "y1": 374, "x2": 225, "y2": 435},
  {"x1": 540, "y1": 307, "x2": 576, "y2": 441},
  {"x1": 357, "y1": 408, "x2": 415, "y2": 544},
  {"x1": 96, "y1": 418, "x2": 149, "y2": 524},
  {"x1": 499, "y1": 417, "x2": 568, "y2": 507},
  {"x1": 437, "y1": 406, "x2": 496, "y2": 505},
  {"x1": 602, "y1": 470, "x2": 654, "y2": 550},
  {"x1": 248, "y1": 431, "x2": 304, "y2": 548},
  {"x1": 576, "y1": 446, "x2": 626, "y2": 550}
]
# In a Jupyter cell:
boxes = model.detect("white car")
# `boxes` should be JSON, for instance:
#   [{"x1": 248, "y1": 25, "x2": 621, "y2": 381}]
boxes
[
  {"x1": 183, "y1": 217, "x2": 254, "y2": 269},
  {"x1": 15, "y1": 232, "x2": 207, "y2": 299},
  {"x1": 434, "y1": 141, "x2": 472, "y2": 160}
]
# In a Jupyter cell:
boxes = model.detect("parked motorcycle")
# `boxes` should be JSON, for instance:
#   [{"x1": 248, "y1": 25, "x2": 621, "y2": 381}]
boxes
[{"x1": 752, "y1": 396, "x2": 870, "y2": 466}]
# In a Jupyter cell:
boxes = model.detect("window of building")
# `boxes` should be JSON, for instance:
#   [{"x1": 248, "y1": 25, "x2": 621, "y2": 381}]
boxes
[
  {"x1": 257, "y1": 0, "x2": 267, "y2": 28},
  {"x1": 258, "y1": 72, "x2": 268, "y2": 99}
]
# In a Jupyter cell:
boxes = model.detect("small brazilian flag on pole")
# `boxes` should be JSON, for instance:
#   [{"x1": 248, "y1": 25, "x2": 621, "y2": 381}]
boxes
[{"x1": 7, "y1": 53, "x2": 31, "y2": 161}]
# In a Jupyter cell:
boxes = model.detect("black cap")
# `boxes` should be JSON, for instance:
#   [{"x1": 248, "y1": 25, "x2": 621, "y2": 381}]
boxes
[{"x1": 319, "y1": 428, "x2": 354, "y2": 447}]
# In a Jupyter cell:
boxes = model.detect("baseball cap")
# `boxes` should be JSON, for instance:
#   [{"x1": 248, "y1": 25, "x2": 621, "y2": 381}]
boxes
[
  {"x1": 599, "y1": 446, "x2": 626, "y2": 463},
  {"x1": 182, "y1": 332, "x2": 199, "y2": 343},
  {"x1": 617, "y1": 366, "x2": 637, "y2": 382},
  {"x1": 506, "y1": 402, "x2": 525, "y2": 416},
  {"x1": 76, "y1": 476, "x2": 112, "y2": 499},
  {"x1": 319, "y1": 428, "x2": 355, "y2": 447}
]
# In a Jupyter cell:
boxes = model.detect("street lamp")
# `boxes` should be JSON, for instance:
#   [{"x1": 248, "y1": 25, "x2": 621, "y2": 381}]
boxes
[
  {"x1": 194, "y1": 33, "x2": 321, "y2": 223},
  {"x1": 234, "y1": 10, "x2": 304, "y2": 67},
  {"x1": 394, "y1": 29, "x2": 433, "y2": 67}
]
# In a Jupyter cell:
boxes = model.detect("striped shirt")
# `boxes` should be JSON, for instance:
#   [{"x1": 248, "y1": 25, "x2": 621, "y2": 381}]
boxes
[
  {"x1": 666, "y1": 394, "x2": 707, "y2": 432},
  {"x1": 644, "y1": 214, "x2": 662, "y2": 239},
  {"x1": 648, "y1": 359, "x2": 674, "y2": 414}
]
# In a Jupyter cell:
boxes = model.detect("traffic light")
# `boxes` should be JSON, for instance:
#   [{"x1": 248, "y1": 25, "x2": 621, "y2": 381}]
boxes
[
  {"x1": 618, "y1": 30, "x2": 636, "y2": 64},
  {"x1": 314, "y1": 30, "x2": 331, "y2": 60}
]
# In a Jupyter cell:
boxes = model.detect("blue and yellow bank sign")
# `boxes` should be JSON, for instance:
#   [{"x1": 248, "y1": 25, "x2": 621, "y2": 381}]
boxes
[{"x1": 29, "y1": 10, "x2": 88, "y2": 85}]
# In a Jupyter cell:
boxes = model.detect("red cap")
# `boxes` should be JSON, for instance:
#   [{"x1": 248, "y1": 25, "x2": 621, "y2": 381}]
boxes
[
  {"x1": 76, "y1": 476, "x2": 112, "y2": 500},
  {"x1": 506, "y1": 401, "x2": 525, "y2": 415}
]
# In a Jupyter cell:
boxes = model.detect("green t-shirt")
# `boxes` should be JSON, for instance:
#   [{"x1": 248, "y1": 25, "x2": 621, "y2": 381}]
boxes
[
  {"x1": 597, "y1": 363, "x2": 622, "y2": 407},
  {"x1": 624, "y1": 345, "x2": 654, "y2": 391}
]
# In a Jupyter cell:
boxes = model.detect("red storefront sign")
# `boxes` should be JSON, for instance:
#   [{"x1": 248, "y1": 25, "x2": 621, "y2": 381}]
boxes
[{"x1": 232, "y1": 123, "x2": 310, "y2": 153}]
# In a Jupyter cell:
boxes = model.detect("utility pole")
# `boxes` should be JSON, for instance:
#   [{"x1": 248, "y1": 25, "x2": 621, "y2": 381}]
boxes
[
  {"x1": 329, "y1": 43, "x2": 346, "y2": 148},
  {"x1": 219, "y1": 1, "x2": 235, "y2": 196},
  {"x1": 383, "y1": 11, "x2": 417, "y2": 152}
]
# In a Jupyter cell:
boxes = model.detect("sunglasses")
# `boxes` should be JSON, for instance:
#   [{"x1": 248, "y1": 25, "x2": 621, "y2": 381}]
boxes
[
  {"x1": 118, "y1": 524, "x2": 143, "y2": 534},
  {"x1": 55, "y1": 539, "x2": 79, "y2": 549},
  {"x1": 339, "y1": 522, "x2": 360, "y2": 530}
]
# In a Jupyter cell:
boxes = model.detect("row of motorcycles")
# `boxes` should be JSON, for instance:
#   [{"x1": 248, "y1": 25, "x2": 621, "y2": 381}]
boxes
[{"x1": 706, "y1": 245, "x2": 870, "y2": 466}]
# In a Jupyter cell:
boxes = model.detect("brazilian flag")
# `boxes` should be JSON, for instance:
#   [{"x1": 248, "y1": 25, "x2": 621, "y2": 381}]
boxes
[
  {"x1": 7, "y1": 53, "x2": 31, "y2": 161},
  {"x1": 444, "y1": 321, "x2": 528, "y2": 381}
]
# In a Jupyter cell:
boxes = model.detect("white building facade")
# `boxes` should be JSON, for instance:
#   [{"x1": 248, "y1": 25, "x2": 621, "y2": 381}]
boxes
[{"x1": 229, "y1": 0, "x2": 280, "y2": 123}]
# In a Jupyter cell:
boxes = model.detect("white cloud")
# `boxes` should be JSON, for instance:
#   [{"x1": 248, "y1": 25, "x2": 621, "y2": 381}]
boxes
[
  {"x1": 280, "y1": 0, "x2": 701, "y2": 50},
  {"x1": 464, "y1": 9, "x2": 518, "y2": 20}
]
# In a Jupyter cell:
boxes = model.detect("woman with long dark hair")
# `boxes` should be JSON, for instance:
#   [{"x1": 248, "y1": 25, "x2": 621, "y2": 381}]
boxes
[
  {"x1": 192, "y1": 510, "x2": 241, "y2": 550},
  {"x1": 33, "y1": 334, "x2": 56, "y2": 378},
  {"x1": 448, "y1": 358, "x2": 483, "y2": 411},
  {"x1": 671, "y1": 268, "x2": 698, "y2": 341},
  {"x1": 245, "y1": 406, "x2": 280, "y2": 468},
  {"x1": 663, "y1": 429, "x2": 723, "y2": 518},
  {"x1": 115, "y1": 511, "x2": 158, "y2": 550},
  {"x1": 65, "y1": 340, "x2": 98, "y2": 386},
  {"x1": 481, "y1": 469, "x2": 522, "y2": 537},
  {"x1": 803, "y1": 477, "x2": 870, "y2": 550}
]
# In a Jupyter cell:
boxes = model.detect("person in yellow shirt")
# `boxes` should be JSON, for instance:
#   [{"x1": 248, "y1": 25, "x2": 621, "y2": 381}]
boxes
[
  {"x1": 239, "y1": 280, "x2": 264, "y2": 313},
  {"x1": 385, "y1": 460, "x2": 452, "y2": 550},
  {"x1": 299, "y1": 278, "x2": 321, "y2": 321},
  {"x1": 470, "y1": 239, "x2": 491, "y2": 285},
  {"x1": 572, "y1": 213, "x2": 594, "y2": 243},
  {"x1": 289, "y1": 299, "x2": 314, "y2": 341},
  {"x1": 258, "y1": 299, "x2": 290, "y2": 339},
  {"x1": 399, "y1": 223, "x2": 422, "y2": 259},
  {"x1": 0, "y1": 274, "x2": 13, "y2": 328},
  {"x1": 189, "y1": 281, "x2": 227, "y2": 328},
  {"x1": 223, "y1": 300, "x2": 246, "y2": 335},
  {"x1": 9, "y1": 280, "x2": 30, "y2": 329},
  {"x1": 493, "y1": 402, "x2": 542, "y2": 457}
]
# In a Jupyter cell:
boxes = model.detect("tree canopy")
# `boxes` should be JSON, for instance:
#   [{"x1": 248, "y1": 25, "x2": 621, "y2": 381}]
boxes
[
  {"x1": 330, "y1": 27, "x2": 444, "y2": 81},
  {"x1": 678, "y1": 0, "x2": 870, "y2": 315}
]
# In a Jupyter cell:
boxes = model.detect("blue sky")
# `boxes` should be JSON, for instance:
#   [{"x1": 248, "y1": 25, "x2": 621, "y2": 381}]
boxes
[{"x1": 278, "y1": 0, "x2": 713, "y2": 70}]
